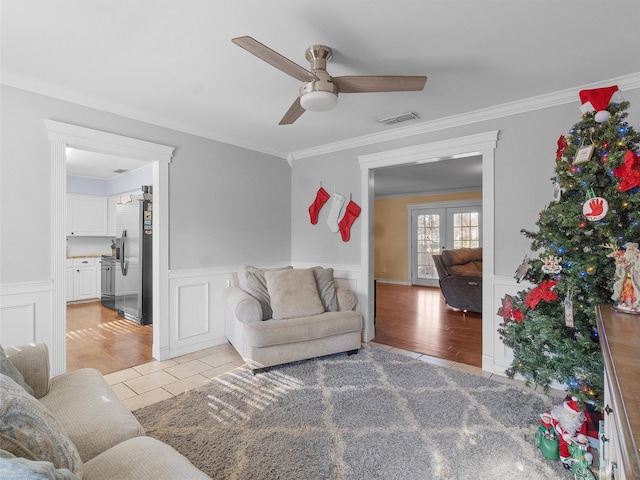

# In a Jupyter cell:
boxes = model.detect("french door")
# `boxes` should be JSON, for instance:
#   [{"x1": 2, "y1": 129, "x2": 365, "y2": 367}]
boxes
[{"x1": 409, "y1": 202, "x2": 481, "y2": 286}]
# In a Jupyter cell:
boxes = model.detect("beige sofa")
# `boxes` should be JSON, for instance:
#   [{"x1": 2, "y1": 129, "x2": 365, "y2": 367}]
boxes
[
  {"x1": 225, "y1": 266, "x2": 362, "y2": 372},
  {"x1": 1, "y1": 343, "x2": 210, "y2": 479}
]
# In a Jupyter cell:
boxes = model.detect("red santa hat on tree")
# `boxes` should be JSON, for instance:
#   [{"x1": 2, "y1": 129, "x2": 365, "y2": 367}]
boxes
[{"x1": 579, "y1": 85, "x2": 625, "y2": 123}]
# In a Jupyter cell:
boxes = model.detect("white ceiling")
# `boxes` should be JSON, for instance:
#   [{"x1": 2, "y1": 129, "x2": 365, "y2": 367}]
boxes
[
  {"x1": 2, "y1": 0, "x2": 639, "y2": 192},
  {"x1": 65, "y1": 149, "x2": 150, "y2": 179}
]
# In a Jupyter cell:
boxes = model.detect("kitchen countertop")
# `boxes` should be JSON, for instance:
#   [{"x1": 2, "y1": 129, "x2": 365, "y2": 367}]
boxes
[{"x1": 67, "y1": 254, "x2": 110, "y2": 259}]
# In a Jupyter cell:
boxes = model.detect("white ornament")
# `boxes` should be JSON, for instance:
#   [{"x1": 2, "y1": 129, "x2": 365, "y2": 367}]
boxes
[
  {"x1": 542, "y1": 255, "x2": 563, "y2": 274},
  {"x1": 583, "y1": 197, "x2": 608, "y2": 221}
]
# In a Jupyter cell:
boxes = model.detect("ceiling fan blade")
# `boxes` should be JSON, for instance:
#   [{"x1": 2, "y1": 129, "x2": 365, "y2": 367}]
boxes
[
  {"x1": 333, "y1": 75, "x2": 427, "y2": 93},
  {"x1": 279, "y1": 97, "x2": 306, "y2": 125},
  {"x1": 232, "y1": 36, "x2": 318, "y2": 83}
]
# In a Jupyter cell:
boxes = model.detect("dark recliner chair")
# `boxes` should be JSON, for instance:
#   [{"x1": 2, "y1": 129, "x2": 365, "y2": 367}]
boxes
[{"x1": 432, "y1": 247, "x2": 482, "y2": 313}]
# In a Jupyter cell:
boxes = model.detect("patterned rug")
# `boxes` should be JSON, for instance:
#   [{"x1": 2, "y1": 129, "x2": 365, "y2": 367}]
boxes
[{"x1": 133, "y1": 344, "x2": 571, "y2": 479}]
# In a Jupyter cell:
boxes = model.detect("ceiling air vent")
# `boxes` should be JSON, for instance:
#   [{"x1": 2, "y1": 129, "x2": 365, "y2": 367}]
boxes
[
  {"x1": 377, "y1": 112, "x2": 420, "y2": 126},
  {"x1": 113, "y1": 169, "x2": 128, "y2": 174}
]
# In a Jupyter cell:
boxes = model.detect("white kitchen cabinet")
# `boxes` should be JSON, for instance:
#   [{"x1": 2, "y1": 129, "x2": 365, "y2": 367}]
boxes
[
  {"x1": 69, "y1": 257, "x2": 98, "y2": 301},
  {"x1": 67, "y1": 194, "x2": 108, "y2": 236}
]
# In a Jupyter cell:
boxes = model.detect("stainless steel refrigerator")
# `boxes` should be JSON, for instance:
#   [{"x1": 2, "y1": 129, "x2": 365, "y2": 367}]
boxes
[{"x1": 115, "y1": 197, "x2": 152, "y2": 325}]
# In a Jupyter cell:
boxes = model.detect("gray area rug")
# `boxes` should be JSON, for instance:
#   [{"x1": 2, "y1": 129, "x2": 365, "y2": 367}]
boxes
[{"x1": 134, "y1": 344, "x2": 570, "y2": 479}]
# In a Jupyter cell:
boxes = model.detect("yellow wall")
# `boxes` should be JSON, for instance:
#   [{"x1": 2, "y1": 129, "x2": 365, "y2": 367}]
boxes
[{"x1": 374, "y1": 191, "x2": 482, "y2": 282}]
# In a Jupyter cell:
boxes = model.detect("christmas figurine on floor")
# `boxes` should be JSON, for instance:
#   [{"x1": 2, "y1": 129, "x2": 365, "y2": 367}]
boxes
[{"x1": 546, "y1": 396, "x2": 589, "y2": 467}]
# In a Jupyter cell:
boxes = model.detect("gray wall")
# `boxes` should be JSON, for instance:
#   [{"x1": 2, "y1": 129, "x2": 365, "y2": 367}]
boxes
[
  {"x1": 0, "y1": 85, "x2": 291, "y2": 283},
  {"x1": 3, "y1": 83, "x2": 638, "y2": 284},
  {"x1": 290, "y1": 89, "x2": 640, "y2": 276}
]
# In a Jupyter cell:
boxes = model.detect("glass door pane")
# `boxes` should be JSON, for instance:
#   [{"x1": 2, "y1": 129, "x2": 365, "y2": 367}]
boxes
[
  {"x1": 411, "y1": 208, "x2": 444, "y2": 286},
  {"x1": 449, "y1": 206, "x2": 481, "y2": 249}
]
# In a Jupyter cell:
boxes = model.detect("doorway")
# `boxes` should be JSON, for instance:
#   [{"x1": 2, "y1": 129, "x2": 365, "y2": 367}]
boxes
[
  {"x1": 358, "y1": 131, "x2": 499, "y2": 371},
  {"x1": 65, "y1": 148, "x2": 155, "y2": 372},
  {"x1": 46, "y1": 120, "x2": 173, "y2": 375}
]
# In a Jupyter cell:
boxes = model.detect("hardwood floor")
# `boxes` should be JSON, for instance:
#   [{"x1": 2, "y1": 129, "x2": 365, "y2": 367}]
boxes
[
  {"x1": 373, "y1": 282, "x2": 482, "y2": 368},
  {"x1": 66, "y1": 301, "x2": 153, "y2": 375},
  {"x1": 67, "y1": 284, "x2": 481, "y2": 376}
]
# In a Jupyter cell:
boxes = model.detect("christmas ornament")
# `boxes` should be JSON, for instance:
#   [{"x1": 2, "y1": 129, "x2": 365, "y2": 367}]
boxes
[
  {"x1": 308, "y1": 186, "x2": 330, "y2": 225},
  {"x1": 326, "y1": 190, "x2": 345, "y2": 233},
  {"x1": 541, "y1": 254, "x2": 562, "y2": 274},
  {"x1": 556, "y1": 135, "x2": 568, "y2": 162},
  {"x1": 497, "y1": 294, "x2": 524, "y2": 323},
  {"x1": 514, "y1": 255, "x2": 531, "y2": 283},
  {"x1": 579, "y1": 85, "x2": 623, "y2": 123},
  {"x1": 574, "y1": 144, "x2": 595, "y2": 165},
  {"x1": 564, "y1": 288, "x2": 574, "y2": 328},
  {"x1": 583, "y1": 188, "x2": 608, "y2": 221},
  {"x1": 525, "y1": 280, "x2": 559, "y2": 309},
  {"x1": 552, "y1": 177, "x2": 563, "y2": 203},
  {"x1": 613, "y1": 150, "x2": 640, "y2": 192},
  {"x1": 337, "y1": 199, "x2": 361, "y2": 242}
]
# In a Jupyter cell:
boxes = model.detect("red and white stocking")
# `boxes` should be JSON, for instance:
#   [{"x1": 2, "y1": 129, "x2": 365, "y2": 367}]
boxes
[
  {"x1": 338, "y1": 200, "x2": 361, "y2": 242},
  {"x1": 308, "y1": 187, "x2": 330, "y2": 225}
]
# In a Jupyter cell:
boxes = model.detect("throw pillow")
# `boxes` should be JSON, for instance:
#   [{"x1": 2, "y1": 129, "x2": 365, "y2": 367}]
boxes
[
  {"x1": 312, "y1": 268, "x2": 339, "y2": 312},
  {"x1": 238, "y1": 265, "x2": 292, "y2": 320},
  {"x1": 0, "y1": 374, "x2": 83, "y2": 477},
  {"x1": 265, "y1": 269, "x2": 325, "y2": 320},
  {"x1": 0, "y1": 345, "x2": 34, "y2": 396},
  {"x1": 0, "y1": 449, "x2": 80, "y2": 480}
]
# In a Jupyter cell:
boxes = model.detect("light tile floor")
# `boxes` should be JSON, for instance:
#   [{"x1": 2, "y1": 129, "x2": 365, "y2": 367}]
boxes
[{"x1": 104, "y1": 341, "x2": 565, "y2": 411}]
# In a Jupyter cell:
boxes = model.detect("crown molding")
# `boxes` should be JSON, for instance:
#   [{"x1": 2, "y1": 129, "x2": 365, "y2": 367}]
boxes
[
  {"x1": 4, "y1": 71, "x2": 639, "y2": 162},
  {"x1": 1, "y1": 72, "x2": 289, "y2": 160},
  {"x1": 290, "y1": 72, "x2": 640, "y2": 161}
]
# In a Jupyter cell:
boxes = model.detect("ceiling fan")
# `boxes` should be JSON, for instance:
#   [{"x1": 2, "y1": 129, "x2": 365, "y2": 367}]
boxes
[{"x1": 232, "y1": 36, "x2": 427, "y2": 125}]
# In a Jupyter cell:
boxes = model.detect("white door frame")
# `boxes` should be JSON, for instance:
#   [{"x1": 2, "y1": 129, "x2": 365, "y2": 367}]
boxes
[
  {"x1": 358, "y1": 131, "x2": 498, "y2": 372},
  {"x1": 46, "y1": 120, "x2": 174, "y2": 374}
]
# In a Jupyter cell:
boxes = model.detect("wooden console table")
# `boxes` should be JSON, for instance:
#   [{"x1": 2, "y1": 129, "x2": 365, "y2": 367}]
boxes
[{"x1": 596, "y1": 305, "x2": 640, "y2": 480}]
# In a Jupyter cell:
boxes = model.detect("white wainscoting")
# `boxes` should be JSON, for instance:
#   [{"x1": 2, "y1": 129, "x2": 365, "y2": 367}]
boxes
[
  {"x1": 0, "y1": 281, "x2": 55, "y2": 370},
  {"x1": 167, "y1": 263, "x2": 364, "y2": 359}
]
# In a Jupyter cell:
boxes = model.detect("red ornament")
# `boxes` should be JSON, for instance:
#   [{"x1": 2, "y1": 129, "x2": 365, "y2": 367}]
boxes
[
  {"x1": 513, "y1": 309, "x2": 524, "y2": 323},
  {"x1": 613, "y1": 150, "x2": 640, "y2": 192},
  {"x1": 525, "y1": 280, "x2": 559, "y2": 310},
  {"x1": 556, "y1": 136, "x2": 568, "y2": 161}
]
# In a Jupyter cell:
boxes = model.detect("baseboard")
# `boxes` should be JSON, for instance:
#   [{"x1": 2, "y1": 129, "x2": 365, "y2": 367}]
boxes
[{"x1": 374, "y1": 279, "x2": 410, "y2": 285}]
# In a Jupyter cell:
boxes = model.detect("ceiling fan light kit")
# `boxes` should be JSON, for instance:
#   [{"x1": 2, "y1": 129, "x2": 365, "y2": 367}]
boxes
[
  {"x1": 300, "y1": 90, "x2": 338, "y2": 112},
  {"x1": 232, "y1": 36, "x2": 427, "y2": 124}
]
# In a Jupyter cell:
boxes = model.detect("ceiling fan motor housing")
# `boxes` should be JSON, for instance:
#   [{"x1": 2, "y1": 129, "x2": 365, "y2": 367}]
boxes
[{"x1": 299, "y1": 45, "x2": 338, "y2": 110}]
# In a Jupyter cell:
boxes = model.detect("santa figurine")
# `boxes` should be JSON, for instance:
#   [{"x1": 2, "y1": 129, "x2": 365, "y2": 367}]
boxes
[{"x1": 549, "y1": 396, "x2": 589, "y2": 466}]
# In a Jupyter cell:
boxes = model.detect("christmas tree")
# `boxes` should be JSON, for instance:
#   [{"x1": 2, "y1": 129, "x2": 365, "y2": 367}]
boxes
[{"x1": 498, "y1": 86, "x2": 640, "y2": 407}]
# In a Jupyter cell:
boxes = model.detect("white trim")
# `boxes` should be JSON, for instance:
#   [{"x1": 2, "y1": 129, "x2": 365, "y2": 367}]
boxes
[
  {"x1": 358, "y1": 131, "x2": 499, "y2": 371},
  {"x1": 45, "y1": 120, "x2": 174, "y2": 373},
  {"x1": 292, "y1": 73, "x2": 640, "y2": 160},
  {"x1": 0, "y1": 281, "x2": 54, "y2": 364},
  {"x1": 0, "y1": 281, "x2": 53, "y2": 296}
]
